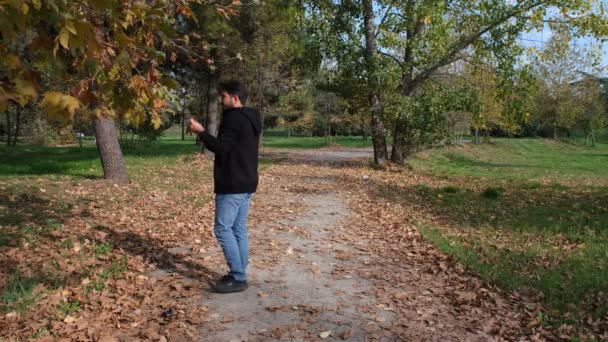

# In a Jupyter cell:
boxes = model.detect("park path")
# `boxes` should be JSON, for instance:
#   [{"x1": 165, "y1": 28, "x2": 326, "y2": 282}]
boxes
[{"x1": 196, "y1": 149, "x2": 529, "y2": 342}]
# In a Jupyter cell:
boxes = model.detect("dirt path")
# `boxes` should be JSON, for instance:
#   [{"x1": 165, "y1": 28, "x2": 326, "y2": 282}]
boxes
[
  {"x1": 196, "y1": 150, "x2": 529, "y2": 342},
  {"x1": 199, "y1": 171, "x2": 392, "y2": 341}
]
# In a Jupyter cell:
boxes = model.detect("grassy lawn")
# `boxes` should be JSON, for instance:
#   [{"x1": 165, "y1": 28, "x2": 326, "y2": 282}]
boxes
[
  {"x1": 382, "y1": 138, "x2": 608, "y2": 329},
  {"x1": 410, "y1": 138, "x2": 608, "y2": 184},
  {"x1": 0, "y1": 136, "x2": 202, "y2": 181}
]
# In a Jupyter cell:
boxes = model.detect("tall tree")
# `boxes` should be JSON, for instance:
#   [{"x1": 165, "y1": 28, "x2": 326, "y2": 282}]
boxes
[
  {"x1": 376, "y1": 0, "x2": 608, "y2": 162},
  {"x1": 529, "y1": 27, "x2": 605, "y2": 139},
  {"x1": 362, "y1": 0, "x2": 388, "y2": 166},
  {"x1": 308, "y1": 0, "x2": 608, "y2": 163}
]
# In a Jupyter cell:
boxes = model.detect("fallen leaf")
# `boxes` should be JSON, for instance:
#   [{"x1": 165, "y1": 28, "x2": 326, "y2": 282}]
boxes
[
  {"x1": 340, "y1": 329, "x2": 353, "y2": 340},
  {"x1": 98, "y1": 335, "x2": 118, "y2": 342}
]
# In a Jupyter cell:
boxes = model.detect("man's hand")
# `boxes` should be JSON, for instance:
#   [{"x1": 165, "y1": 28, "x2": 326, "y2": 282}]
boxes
[{"x1": 188, "y1": 118, "x2": 205, "y2": 135}]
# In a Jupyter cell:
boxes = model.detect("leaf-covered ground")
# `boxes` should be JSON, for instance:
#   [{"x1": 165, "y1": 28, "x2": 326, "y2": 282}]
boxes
[{"x1": 1, "y1": 146, "x2": 606, "y2": 340}]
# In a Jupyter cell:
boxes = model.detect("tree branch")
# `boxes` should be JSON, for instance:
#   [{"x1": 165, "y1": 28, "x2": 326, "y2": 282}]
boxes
[
  {"x1": 377, "y1": 50, "x2": 403, "y2": 67},
  {"x1": 410, "y1": 1, "x2": 547, "y2": 91},
  {"x1": 375, "y1": 4, "x2": 395, "y2": 39}
]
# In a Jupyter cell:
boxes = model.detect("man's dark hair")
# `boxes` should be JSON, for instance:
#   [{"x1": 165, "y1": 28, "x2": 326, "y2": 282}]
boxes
[{"x1": 220, "y1": 80, "x2": 248, "y2": 105}]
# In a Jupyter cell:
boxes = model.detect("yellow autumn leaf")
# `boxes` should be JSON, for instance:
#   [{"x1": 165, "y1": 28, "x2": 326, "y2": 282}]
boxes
[
  {"x1": 129, "y1": 108, "x2": 146, "y2": 127},
  {"x1": 32, "y1": 0, "x2": 41, "y2": 10},
  {"x1": 40, "y1": 91, "x2": 64, "y2": 121},
  {"x1": 15, "y1": 74, "x2": 39, "y2": 104},
  {"x1": 21, "y1": 3, "x2": 29, "y2": 15},
  {"x1": 39, "y1": 92, "x2": 81, "y2": 125},
  {"x1": 65, "y1": 21, "x2": 77, "y2": 35},
  {"x1": 58, "y1": 28, "x2": 70, "y2": 50},
  {"x1": 62, "y1": 95, "x2": 80, "y2": 116},
  {"x1": 150, "y1": 110, "x2": 163, "y2": 129}
]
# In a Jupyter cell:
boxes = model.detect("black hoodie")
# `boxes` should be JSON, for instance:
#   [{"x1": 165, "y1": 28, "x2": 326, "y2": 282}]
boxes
[{"x1": 199, "y1": 107, "x2": 262, "y2": 194}]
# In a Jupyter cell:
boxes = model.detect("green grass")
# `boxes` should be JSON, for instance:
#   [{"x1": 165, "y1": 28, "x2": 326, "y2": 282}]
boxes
[
  {"x1": 0, "y1": 133, "x2": 362, "y2": 181},
  {"x1": 58, "y1": 299, "x2": 80, "y2": 316},
  {"x1": 93, "y1": 242, "x2": 113, "y2": 256},
  {"x1": 88, "y1": 255, "x2": 128, "y2": 292},
  {"x1": 1, "y1": 272, "x2": 40, "y2": 313},
  {"x1": 410, "y1": 138, "x2": 608, "y2": 183},
  {"x1": 380, "y1": 138, "x2": 608, "y2": 329},
  {"x1": 0, "y1": 136, "x2": 201, "y2": 180},
  {"x1": 262, "y1": 135, "x2": 373, "y2": 149}
]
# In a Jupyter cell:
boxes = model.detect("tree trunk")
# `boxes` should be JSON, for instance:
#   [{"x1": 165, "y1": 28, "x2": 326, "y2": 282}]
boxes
[
  {"x1": 12, "y1": 106, "x2": 21, "y2": 146},
  {"x1": 362, "y1": 0, "x2": 388, "y2": 166},
  {"x1": 6, "y1": 107, "x2": 11, "y2": 146},
  {"x1": 256, "y1": 51, "x2": 266, "y2": 149},
  {"x1": 181, "y1": 110, "x2": 186, "y2": 141},
  {"x1": 94, "y1": 117, "x2": 129, "y2": 184},
  {"x1": 391, "y1": 77, "x2": 415, "y2": 164},
  {"x1": 591, "y1": 132, "x2": 596, "y2": 147},
  {"x1": 204, "y1": 69, "x2": 219, "y2": 157},
  {"x1": 390, "y1": 119, "x2": 407, "y2": 164}
]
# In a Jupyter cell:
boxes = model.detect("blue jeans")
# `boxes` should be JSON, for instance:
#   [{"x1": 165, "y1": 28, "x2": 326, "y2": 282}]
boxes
[{"x1": 214, "y1": 193, "x2": 253, "y2": 281}]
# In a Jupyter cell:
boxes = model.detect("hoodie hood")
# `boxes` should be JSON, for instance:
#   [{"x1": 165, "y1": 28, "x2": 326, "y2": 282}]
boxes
[{"x1": 225, "y1": 107, "x2": 262, "y2": 136}]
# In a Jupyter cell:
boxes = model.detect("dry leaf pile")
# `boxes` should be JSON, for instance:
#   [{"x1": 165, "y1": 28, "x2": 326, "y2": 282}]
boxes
[{"x1": 1, "y1": 149, "x2": 605, "y2": 341}]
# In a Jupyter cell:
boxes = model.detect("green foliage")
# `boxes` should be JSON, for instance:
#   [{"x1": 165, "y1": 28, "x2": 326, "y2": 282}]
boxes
[
  {"x1": 307, "y1": 0, "x2": 608, "y2": 161},
  {"x1": 385, "y1": 84, "x2": 480, "y2": 156},
  {"x1": 274, "y1": 83, "x2": 316, "y2": 135},
  {"x1": 526, "y1": 28, "x2": 606, "y2": 139}
]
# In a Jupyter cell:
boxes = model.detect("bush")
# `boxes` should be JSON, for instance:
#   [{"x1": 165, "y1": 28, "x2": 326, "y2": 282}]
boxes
[
  {"x1": 25, "y1": 118, "x2": 60, "y2": 146},
  {"x1": 481, "y1": 187, "x2": 504, "y2": 199}
]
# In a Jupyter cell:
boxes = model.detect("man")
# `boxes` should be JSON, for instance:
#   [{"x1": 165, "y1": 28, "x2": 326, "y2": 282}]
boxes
[{"x1": 188, "y1": 80, "x2": 261, "y2": 293}]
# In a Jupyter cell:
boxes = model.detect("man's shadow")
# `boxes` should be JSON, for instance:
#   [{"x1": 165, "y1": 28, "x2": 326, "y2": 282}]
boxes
[{"x1": 91, "y1": 224, "x2": 220, "y2": 286}]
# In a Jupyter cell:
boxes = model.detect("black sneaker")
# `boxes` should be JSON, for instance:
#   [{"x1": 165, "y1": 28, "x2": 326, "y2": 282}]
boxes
[{"x1": 212, "y1": 275, "x2": 248, "y2": 293}]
